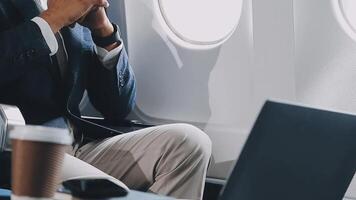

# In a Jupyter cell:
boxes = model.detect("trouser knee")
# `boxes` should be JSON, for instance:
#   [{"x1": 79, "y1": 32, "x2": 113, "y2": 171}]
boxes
[{"x1": 162, "y1": 123, "x2": 212, "y2": 164}]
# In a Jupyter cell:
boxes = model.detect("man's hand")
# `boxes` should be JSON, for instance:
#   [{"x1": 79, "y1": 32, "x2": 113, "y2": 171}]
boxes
[
  {"x1": 40, "y1": 0, "x2": 109, "y2": 33},
  {"x1": 79, "y1": 7, "x2": 113, "y2": 37},
  {"x1": 79, "y1": 7, "x2": 119, "y2": 51}
]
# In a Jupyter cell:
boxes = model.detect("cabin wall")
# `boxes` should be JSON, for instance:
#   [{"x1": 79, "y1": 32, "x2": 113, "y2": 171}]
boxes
[
  {"x1": 120, "y1": 0, "x2": 296, "y2": 179},
  {"x1": 105, "y1": 0, "x2": 356, "y2": 196}
]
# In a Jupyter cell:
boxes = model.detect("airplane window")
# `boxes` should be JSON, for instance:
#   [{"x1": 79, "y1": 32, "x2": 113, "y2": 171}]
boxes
[
  {"x1": 339, "y1": 0, "x2": 356, "y2": 32},
  {"x1": 334, "y1": 0, "x2": 356, "y2": 42},
  {"x1": 157, "y1": 0, "x2": 243, "y2": 46}
]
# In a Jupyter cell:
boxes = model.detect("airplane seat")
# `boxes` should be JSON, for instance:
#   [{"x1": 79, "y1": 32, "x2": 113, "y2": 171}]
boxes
[{"x1": 69, "y1": 91, "x2": 153, "y2": 144}]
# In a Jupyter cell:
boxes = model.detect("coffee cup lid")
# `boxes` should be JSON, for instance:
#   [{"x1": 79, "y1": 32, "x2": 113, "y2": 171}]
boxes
[{"x1": 9, "y1": 125, "x2": 73, "y2": 145}]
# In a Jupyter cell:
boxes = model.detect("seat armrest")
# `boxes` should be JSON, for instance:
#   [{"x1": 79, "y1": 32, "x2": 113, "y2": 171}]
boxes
[
  {"x1": 81, "y1": 116, "x2": 155, "y2": 129},
  {"x1": 76, "y1": 116, "x2": 155, "y2": 142}
]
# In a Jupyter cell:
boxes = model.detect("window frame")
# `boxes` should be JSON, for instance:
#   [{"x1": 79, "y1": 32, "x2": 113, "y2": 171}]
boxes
[
  {"x1": 332, "y1": 0, "x2": 356, "y2": 41},
  {"x1": 155, "y1": 0, "x2": 243, "y2": 48}
]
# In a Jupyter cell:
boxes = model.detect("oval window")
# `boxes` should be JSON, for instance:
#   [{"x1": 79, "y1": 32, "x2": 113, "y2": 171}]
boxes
[
  {"x1": 157, "y1": 0, "x2": 243, "y2": 46},
  {"x1": 339, "y1": 0, "x2": 356, "y2": 32},
  {"x1": 333, "y1": 0, "x2": 356, "y2": 41}
]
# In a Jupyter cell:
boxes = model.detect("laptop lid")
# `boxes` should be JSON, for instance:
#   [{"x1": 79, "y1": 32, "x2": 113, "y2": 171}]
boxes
[{"x1": 220, "y1": 101, "x2": 356, "y2": 200}]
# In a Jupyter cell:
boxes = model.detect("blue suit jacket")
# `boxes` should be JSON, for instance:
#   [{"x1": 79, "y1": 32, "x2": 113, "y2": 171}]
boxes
[{"x1": 0, "y1": 0, "x2": 136, "y2": 126}]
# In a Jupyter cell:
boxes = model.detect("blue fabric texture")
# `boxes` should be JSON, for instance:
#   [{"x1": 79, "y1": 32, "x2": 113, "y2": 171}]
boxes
[
  {"x1": 0, "y1": 189, "x2": 10, "y2": 197},
  {"x1": 0, "y1": 189, "x2": 173, "y2": 200}
]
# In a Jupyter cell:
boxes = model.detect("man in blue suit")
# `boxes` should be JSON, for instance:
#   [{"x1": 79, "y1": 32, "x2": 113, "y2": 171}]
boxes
[{"x1": 0, "y1": 0, "x2": 212, "y2": 199}]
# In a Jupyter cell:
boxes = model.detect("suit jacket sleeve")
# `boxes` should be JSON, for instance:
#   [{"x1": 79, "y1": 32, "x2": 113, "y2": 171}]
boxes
[
  {"x1": 86, "y1": 46, "x2": 137, "y2": 122},
  {"x1": 0, "y1": 21, "x2": 51, "y2": 85}
]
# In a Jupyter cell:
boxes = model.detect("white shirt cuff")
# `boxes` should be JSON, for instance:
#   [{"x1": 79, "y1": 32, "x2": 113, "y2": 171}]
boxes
[
  {"x1": 94, "y1": 43, "x2": 123, "y2": 70},
  {"x1": 31, "y1": 17, "x2": 58, "y2": 56}
]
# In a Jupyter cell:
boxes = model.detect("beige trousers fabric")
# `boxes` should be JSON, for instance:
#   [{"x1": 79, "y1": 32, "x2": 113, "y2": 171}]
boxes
[{"x1": 71, "y1": 123, "x2": 212, "y2": 200}]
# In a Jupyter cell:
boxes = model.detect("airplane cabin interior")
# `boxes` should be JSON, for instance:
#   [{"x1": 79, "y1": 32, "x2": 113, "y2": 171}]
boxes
[{"x1": 1, "y1": 0, "x2": 356, "y2": 200}]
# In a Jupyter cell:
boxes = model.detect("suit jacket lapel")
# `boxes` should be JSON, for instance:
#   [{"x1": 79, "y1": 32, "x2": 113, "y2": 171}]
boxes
[{"x1": 10, "y1": 0, "x2": 41, "y2": 20}]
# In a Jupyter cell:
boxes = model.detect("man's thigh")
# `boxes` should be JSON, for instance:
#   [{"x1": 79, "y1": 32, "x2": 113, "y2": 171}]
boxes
[
  {"x1": 74, "y1": 125, "x2": 162, "y2": 191},
  {"x1": 74, "y1": 123, "x2": 211, "y2": 194}
]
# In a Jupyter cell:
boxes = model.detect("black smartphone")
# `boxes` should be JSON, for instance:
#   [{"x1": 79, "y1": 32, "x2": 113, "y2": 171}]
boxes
[{"x1": 60, "y1": 178, "x2": 128, "y2": 199}]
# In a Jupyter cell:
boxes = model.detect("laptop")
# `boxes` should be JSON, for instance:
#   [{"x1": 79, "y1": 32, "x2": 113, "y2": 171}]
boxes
[{"x1": 220, "y1": 101, "x2": 356, "y2": 200}]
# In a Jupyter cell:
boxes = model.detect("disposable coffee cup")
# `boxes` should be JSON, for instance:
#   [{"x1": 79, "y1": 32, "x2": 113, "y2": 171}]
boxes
[{"x1": 9, "y1": 125, "x2": 72, "y2": 200}]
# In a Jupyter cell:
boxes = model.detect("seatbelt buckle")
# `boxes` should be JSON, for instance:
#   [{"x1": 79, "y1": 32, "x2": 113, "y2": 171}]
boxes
[{"x1": 0, "y1": 104, "x2": 25, "y2": 152}]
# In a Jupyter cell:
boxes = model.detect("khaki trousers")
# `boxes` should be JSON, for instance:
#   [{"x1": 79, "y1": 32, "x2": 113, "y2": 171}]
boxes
[{"x1": 70, "y1": 123, "x2": 212, "y2": 200}]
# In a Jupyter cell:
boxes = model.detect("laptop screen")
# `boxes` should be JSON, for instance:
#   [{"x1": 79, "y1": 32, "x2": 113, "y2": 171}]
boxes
[{"x1": 220, "y1": 101, "x2": 356, "y2": 200}]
